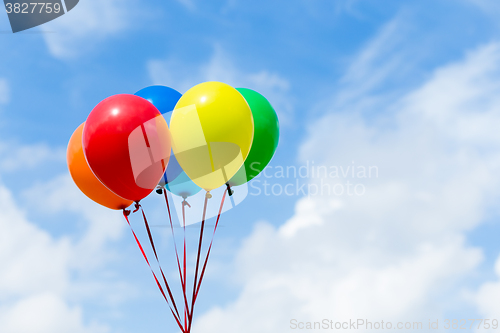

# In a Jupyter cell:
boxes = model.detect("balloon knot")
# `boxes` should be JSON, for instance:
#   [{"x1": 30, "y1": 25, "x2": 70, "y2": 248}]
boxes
[
  {"x1": 156, "y1": 188, "x2": 163, "y2": 195},
  {"x1": 133, "y1": 202, "x2": 141, "y2": 213},
  {"x1": 123, "y1": 209, "x2": 131, "y2": 217},
  {"x1": 226, "y1": 183, "x2": 234, "y2": 196},
  {"x1": 182, "y1": 200, "x2": 191, "y2": 208},
  {"x1": 206, "y1": 191, "x2": 212, "y2": 199}
]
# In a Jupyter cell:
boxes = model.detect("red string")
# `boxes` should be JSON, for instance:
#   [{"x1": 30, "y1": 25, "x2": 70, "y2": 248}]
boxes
[
  {"x1": 137, "y1": 204, "x2": 181, "y2": 320},
  {"x1": 125, "y1": 187, "x2": 227, "y2": 333},
  {"x1": 163, "y1": 190, "x2": 191, "y2": 330},
  {"x1": 187, "y1": 193, "x2": 210, "y2": 333},
  {"x1": 194, "y1": 189, "x2": 227, "y2": 301},
  {"x1": 163, "y1": 190, "x2": 184, "y2": 288},
  {"x1": 182, "y1": 199, "x2": 189, "y2": 332},
  {"x1": 122, "y1": 209, "x2": 184, "y2": 332},
  {"x1": 184, "y1": 309, "x2": 188, "y2": 333}
]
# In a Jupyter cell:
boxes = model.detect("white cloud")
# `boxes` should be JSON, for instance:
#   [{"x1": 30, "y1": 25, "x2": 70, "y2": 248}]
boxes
[
  {"x1": 148, "y1": 46, "x2": 293, "y2": 124},
  {"x1": 22, "y1": 174, "x2": 126, "y2": 273},
  {"x1": 42, "y1": 0, "x2": 135, "y2": 59},
  {"x1": 0, "y1": 185, "x2": 71, "y2": 298},
  {"x1": 0, "y1": 181, "x2": 115, "y2": 332},
  {"x1": 0, "y1": 142, "x2": 65, "y2": 172},
  {"x1": 476, "y1": 254, "x2": 500, "y2": 322},
  {"x1": 0, "y1": 293, "x2": 108, "y2": 333},
  {"x1": 0, "y1": 143, "x2": 129, "y2": 330},
  {"x1": 191, "y1": 29, "x2": 500, "y2": 333},
  {"x1": 0, "y1": 79, "x2": 9, "y2": 105}
]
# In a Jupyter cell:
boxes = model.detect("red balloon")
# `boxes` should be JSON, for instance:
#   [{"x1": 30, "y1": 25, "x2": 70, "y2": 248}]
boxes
[{"x1": 83, "y1": 94, "x2": 171, "y2": 202}]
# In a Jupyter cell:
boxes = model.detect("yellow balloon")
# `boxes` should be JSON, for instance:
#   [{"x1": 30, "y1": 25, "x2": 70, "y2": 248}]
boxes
[{"x1": 170, "y1": 82, "x2": 254, "y2": 191}]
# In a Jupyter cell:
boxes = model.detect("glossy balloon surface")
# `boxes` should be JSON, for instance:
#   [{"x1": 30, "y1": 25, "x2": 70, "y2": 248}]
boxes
[
  {"x1": 170, "y1": 82, "x2": 254, "y2": 191},
  {"x1": 67, "y1": 123, "x2": 133, "y2": 210},
  {"x1": 135, "y1": 85, "x2": 182, "y2": 115},
  {"x1": 165, "y1": 171, "x2": 202, "y2": 199},
  {"x1": 229, "y1": 88, "x2": 279, "y2": 186},
  {"x1": 83, "y1": 94, "x2": 171, "y2": 202}
]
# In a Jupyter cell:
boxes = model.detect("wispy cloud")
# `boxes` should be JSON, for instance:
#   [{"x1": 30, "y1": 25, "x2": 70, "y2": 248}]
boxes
[
  {"x1": 148, "y1": 46, "x2": 294, "y2": 124},
  {"x1": 0, "y1": 142, "x2": 65, "y2": 172},
  {"x1": 175, "y1": 0, "x2": 196, "y2": 11},
  {"x1": 41, "y1": 0, "x2": 135, "y2": 59},
  {"x1": 333, "y1": 16, "x2": 424, "y2": 110},
  {"x1": 464, "y1": 0, "x2": 500, "y2": 13}
]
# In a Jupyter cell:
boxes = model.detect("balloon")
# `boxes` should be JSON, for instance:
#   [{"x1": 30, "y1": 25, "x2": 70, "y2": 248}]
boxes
[
  {"x1": 228, "y1": 88, "x2": 280, "y2": 186},
  {"x1": 67, "y1": 123, "x2": 133, "y2": 210},
  {"x1": 158, "y1": 153, "x2": 183, "y2": 187},
  {"x1": 165, "y1": 171, "x2": 202, "y2": 199},
  {"x1": 83, "y1": 94, "x2": 171, "y2": 202},
  {"x1": 135, "y1": 86, "x2": 184, "y2": 185},
  {"x1": 135, "y1": 85, "x2": 182, "y2": 115},
  {"x1": 170, "y1": 82, "x2": 254, "y2": 191}
]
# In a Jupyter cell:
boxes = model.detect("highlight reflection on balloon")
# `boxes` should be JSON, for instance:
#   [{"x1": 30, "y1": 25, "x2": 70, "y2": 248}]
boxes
[
  {"x1": 83, "y1": 94, "x2": 171, "y2": 202},
  {"x1": 67, "y1": 123, "x2": 133, "y2": 210},
  {"x1": 229, "y1": 88, "x2": 279, "y2": 186},
  {"x1": 170, "y1": 82, "x2": 254, "y2": 191}
]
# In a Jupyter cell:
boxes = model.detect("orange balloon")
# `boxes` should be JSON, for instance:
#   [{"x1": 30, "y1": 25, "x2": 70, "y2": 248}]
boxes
[{"x1": 67, "y1": 123, "x2": 133, "y2": 210}]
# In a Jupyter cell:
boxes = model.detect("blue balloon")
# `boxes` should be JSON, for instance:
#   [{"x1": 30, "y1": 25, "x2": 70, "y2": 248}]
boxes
[
  {"x1": 135, "y1": 85, "x2": 182, "y2": 115},
  {"x1": 165, "y1": 171, "x2": 202, "y2": 199},
  {"x1": 135, "y1": 85, "x2": 184, "y2": 186},
  {"x1": 159, "y1": 154, "x2": 183, "y2": 186}
]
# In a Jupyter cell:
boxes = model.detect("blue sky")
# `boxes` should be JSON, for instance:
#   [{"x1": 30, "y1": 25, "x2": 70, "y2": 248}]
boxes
[{"x1": 2, "y1": 0, "x2": 500, "y2": 332}]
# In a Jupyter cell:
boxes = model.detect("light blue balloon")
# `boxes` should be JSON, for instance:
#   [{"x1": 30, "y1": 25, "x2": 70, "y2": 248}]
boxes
[{"x1": 165, "y1": 171, "x2": 202, "y2": 199}]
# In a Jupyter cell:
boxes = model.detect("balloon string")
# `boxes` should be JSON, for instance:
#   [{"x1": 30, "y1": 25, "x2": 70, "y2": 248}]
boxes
[
  {"x1": 184, "y1": 308, "x2": 188, "y2": 333},
  {"x1": 187, "y1": 193, "x2": 209, "y2": 333},
  {"x1": 194, "y1": 188, "x2": 228, "y2": 302},
  {"x1": 163, "y1": 191, "x2": 184, "y2": 286},
  {"x1": 122, "y1": 209, "x2": 184, "y2": 333},
  {"x1": 163, "y1": 190, "x2": 190, "y2": 329},
  {"x1": 182, "y1": 199, "x2": 189, "y2": 332},
  {"x1": 136, "y1": 203, "x2": 181, "y2": 321}
]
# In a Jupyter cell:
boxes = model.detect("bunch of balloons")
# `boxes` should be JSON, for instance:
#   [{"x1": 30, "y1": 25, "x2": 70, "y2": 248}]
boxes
[
  {"x1": 67, "y1": 82, "x2": 279, "y2": 208},
  {"x1": 66, "y1": 81, "x2": 279, "y2": 333}
]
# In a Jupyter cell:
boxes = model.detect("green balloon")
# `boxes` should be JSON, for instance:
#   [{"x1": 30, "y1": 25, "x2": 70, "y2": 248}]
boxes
[{"x1": 229, "y1": 88, "x2": 280, "y2": 186}]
